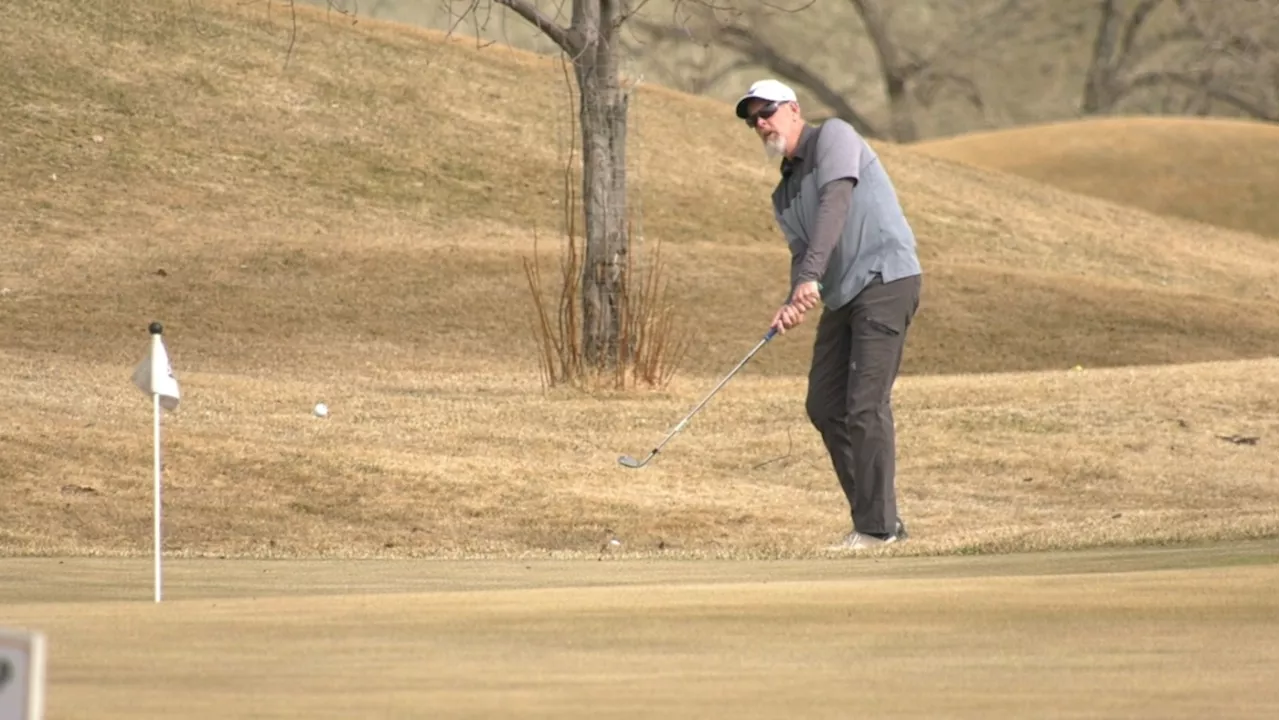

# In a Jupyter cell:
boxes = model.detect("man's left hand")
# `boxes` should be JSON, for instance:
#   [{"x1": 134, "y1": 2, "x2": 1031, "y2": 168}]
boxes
[{"x1": 790, "y1": 280, "x2": 821, "y2": 312}]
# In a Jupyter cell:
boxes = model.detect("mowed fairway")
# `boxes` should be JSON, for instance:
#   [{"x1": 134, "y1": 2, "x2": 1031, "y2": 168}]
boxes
[{"x1": 3, "y1": 541, "x2": 1277, "y2": 719}]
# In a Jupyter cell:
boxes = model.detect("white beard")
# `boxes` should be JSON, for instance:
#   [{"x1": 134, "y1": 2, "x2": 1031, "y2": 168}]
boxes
[{"x1": 762, "y1": 132, "x2": 787, "y2": 160}]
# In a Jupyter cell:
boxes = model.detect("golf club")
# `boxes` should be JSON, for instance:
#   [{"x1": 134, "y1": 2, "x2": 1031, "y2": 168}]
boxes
[{"x1": 618, "y1": 326, "x2": 779, "y2": 469}]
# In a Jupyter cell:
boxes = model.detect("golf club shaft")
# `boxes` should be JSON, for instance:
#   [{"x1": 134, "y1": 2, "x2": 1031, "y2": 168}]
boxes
[{"x1": 649, "y1": 327, "x2": 777, "y2": 452}]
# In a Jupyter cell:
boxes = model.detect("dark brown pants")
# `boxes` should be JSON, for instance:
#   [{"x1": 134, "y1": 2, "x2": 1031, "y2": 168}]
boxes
[{"x1": 806, "y1": 274, "x2": 921, "y2": 536}]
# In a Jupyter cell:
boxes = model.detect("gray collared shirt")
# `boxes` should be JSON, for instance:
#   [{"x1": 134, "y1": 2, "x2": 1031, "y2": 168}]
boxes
[{"x1": 772, "y1": 119, "x2": 922, "y2": 310}]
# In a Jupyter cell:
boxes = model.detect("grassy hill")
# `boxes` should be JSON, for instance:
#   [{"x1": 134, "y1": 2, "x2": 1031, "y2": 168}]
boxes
[
  {"x1": 912, "y1": 116, "x2": 1280, "y2": 238},
  {"x1": 2, "y1": 0, "x2": 1276, "y2": 559},
  {"x1": 2, "y1": 0, "x2": 1276, "y2": 380}
]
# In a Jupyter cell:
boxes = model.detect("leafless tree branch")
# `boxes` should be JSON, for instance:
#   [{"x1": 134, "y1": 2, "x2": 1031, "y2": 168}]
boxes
[
  {"x1": 721, "y1": 25, "x2": 881, "y2": 135},
  {"x1": 284, "y1": 0, "x2": 298, "y2": 68},
  {"x1": 1084, "y1": 0, "x2": 1173, "y2": 113},
  {"x1": 1119, "y1": 0, "x2": 1163, "y2": 61},
  {"x1": 648, "y1": 0, "x2": 1024, "y2": 141},
  {"x1": 493, "y1": 0, "x2": 578, "y2": 54},
  {"x1": 914, "y1": 70, "x2": 984, "y2": 110},
  {"x1": 628, "y1": 16, "x2": 879, "y2": 135},
  {"x1": 1176, "y1": 0, "x2": 1279, "y2": 70},
  {"x1": 1128, "y1": 69, "x2": 1279, "y2": 120}
]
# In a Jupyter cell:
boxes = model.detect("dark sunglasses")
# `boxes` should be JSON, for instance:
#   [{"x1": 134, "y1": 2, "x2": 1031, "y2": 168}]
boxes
[{"x1": 744, "y1": 101, "x2": 782, "y2": 127}]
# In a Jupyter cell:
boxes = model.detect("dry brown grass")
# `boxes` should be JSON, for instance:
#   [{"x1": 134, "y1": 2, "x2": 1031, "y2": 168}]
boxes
[
  {"x1": 2, "y1": 0, "x2": 1277, "y2": 559},
  {"x1": 912, "y1": 115, "x2": 1280, "y2": 238},
  {"x1": 2, "y1": 0, "x2": 1276, "y2": 379},
  {"x1": 2, "y1": 347, "x2": 1275, "y2": 558}
]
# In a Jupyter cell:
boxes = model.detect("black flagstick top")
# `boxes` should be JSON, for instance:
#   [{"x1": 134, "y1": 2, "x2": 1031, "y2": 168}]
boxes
[{"x1": 149, "y1": 322, "x2": 163, "y2": 335}]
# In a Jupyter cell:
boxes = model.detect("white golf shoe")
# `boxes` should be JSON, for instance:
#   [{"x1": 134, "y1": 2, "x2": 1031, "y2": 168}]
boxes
[{"x1": 826, "y1": 520, "x2": 908, "y2": 552}]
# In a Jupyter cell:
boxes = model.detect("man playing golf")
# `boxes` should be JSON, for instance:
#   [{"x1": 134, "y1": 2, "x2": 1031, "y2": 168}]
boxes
[{"x1": 735, "y1": 79, "x2": 923, "y2": 550}]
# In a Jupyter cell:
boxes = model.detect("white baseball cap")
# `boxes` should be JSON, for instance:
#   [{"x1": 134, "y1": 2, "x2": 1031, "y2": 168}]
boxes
[{"x1": 734, "y1": 79, "x2": 798, "y2": 119}]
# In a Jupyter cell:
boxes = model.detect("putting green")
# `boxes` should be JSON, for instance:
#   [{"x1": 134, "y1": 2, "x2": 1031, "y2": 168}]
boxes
[{"x1": 3, "y1": 541, "x2": 1275, "y2": 719}]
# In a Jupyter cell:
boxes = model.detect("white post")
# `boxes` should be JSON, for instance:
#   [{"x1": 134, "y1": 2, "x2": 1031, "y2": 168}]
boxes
[
  {"x1": 0, "y1": 628, "x2": 46, "y2": 720},
  {"x1": 132, "y1": 319, "x2": 179, "y2": 605},
  {"x1": 153, "y1": 391, "x2": 162, "y2": 604}
]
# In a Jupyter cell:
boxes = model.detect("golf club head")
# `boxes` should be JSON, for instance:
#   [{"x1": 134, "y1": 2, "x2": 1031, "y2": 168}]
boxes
[
  {"x1": 617, "y1": 453, "x2": 651, "y2": 469},
  {"x1": 618, "y1": 326, "x2": 777, "y2": 472}
]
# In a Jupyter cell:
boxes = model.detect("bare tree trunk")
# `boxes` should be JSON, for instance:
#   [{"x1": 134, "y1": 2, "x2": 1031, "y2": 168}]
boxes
[
  {"x1": 1171, "y1": 0, "x2": 1279, "y2": 121},
  {"x1": 1082, "y1": 0, "x2": 1121, "y2": 113},
  {"x1": 573, "y1": 17, "x2": 630, "y2": 368},
  {"x1": 1081, "y1": 0, "x2": 1168, "y2": 114},
  {"x1": 882, "y1": 73, "x2": 918, "y2": 143},
  {"x1": 849, "y1": 0, "x2": 919, "y2": 142},
  {"x1": 488, "y1": 0, "x2": 632, "y2": 369}
]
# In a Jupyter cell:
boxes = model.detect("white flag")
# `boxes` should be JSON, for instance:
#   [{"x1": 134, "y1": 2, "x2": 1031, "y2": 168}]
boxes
[{"x1": 132, "y1": 329, "x2": 180, "y2": 411}]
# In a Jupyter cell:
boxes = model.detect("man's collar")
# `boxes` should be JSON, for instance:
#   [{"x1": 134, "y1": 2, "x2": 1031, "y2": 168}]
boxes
[
  {"x1": 780, "y1": 124, "x2": 816, "y2": 177},
  {"x1": 792, "y1": 124, "x2": 817, "y2": 159}
]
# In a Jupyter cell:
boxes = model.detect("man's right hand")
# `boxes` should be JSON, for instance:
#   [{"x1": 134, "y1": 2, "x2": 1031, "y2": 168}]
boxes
[{"x1": 770, "y1": 304, "x2": 806, "y2": 334}]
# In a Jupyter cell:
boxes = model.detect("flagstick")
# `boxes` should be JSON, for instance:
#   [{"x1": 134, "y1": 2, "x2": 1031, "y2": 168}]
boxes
[
  {"x1": 134, "y1": 320, "x2": 179, "y2": 605},
  {"x1": 154, "y1": 390, "x2": 162, "y2": 604}
]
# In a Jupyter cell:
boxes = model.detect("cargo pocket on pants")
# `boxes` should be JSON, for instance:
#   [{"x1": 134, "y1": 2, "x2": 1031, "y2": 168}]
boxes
[{"x1": 866, "y1": 318, "x2": 901, "y2": 337}]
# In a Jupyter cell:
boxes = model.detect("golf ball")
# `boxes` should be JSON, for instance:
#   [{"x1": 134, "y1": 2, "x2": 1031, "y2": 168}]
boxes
[{"x1": 313, "y1": 403, "x2": 329, "y2": 417}]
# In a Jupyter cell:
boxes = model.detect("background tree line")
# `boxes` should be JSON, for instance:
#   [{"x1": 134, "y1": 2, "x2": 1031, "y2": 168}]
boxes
[{"x1": 343, "y1": 0, "x2": 1277, "y2": 142}]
